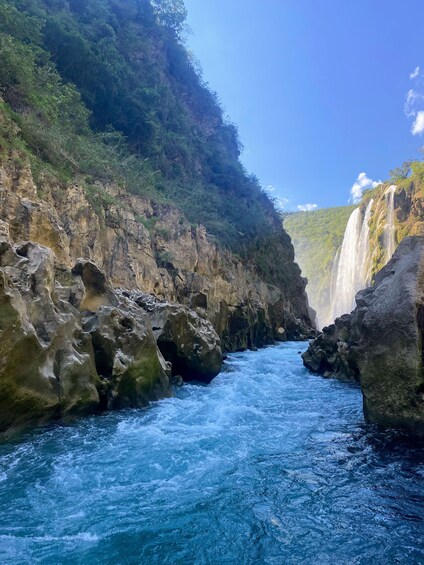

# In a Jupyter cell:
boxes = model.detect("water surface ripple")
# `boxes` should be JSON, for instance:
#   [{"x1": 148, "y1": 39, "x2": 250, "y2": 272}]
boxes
[{"x1": 1, "y1": 342, "x2": 424, "y2": 564}]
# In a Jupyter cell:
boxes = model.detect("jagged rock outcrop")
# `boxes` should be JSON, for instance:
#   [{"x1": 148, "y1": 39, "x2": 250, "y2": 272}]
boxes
[
  {"x1": 0, "y1": 238, "x2": 101, "y2": 431},
  {"x1": 0, "y1": 237, "x2": 225, "y2": 432},
  {"x1": 0, "y1": 156, "x2": 314, "y2": 351},
  {"x1": 303, "y1": 236, "x2": 424, "y2": 435},
  {"x1": 127, "y1": 292, "x2": 222, "y2": 383},
  {"x1": 302, "y1": 314, "x2": 358, "y2": 381}
]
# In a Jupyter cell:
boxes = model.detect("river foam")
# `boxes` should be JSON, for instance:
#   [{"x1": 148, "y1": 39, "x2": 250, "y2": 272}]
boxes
[{"x1": 1, "y1": 343, "x2": 424, "y2": 564}]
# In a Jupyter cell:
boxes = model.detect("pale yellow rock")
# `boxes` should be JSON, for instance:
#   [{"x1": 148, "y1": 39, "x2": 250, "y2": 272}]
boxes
[{"x1": 0, "y1": 156, "x2": 312, "y2": 351}]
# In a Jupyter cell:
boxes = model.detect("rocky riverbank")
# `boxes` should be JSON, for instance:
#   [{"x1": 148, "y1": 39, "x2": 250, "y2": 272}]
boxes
[
  {"x1": 0, "y1": 157, "x2": 315, "y2": 434},
  {"x1": 0, "y1": 157, "x2": 314, "y2": 353},
  {"x1": 303, "y1": 236, "x2": 424, "y2": 435}
]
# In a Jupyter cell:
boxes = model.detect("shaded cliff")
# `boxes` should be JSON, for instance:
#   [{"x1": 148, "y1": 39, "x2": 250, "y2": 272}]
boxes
[{"x1": 303, "y1": 237, "x2": 424, "y2": 436}]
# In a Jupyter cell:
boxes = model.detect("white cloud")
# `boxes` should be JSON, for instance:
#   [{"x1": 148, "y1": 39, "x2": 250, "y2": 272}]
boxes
[
  {"x1": 410, "y1": 66, "x2": 420, "y2": 79},
  {"x1": 405, "y1": 89, "x2": 416, "y2": 117},
  {"x1": 404, "y1": 89, "x2": 424, "y2": 117},
  {"x1": 297, "y1": 203, "x2": 318, "y2": 212},
  {"x1": 350, "y1": 172, "x2": 381, "y2": 203},
  {"x1": 263, "y1": 185, "x2": 290, "y2": 210},
  {"x1": 412, "y1": 111, "x2": 424, "y2": 135}
]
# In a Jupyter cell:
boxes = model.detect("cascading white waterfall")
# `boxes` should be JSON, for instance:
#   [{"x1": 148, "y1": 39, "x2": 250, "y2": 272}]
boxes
[
  {"x1": 384, "y1": 185, "x2": 397, "y2": 262},
  {"x1": 330, "y1": 208, "x2": 362, "y2": 321},
  {"x1": 329, "y1": 199, "x2": 374, "y2": 323}
]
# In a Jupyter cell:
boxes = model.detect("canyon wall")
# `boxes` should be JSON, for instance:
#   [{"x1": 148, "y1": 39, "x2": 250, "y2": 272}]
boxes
[
  {"x1": 302, "y1": 237, "x2": 424, "y2": 436},
  {"x1": 0, "y1": 155, "x2": 313, "y2": 354}
]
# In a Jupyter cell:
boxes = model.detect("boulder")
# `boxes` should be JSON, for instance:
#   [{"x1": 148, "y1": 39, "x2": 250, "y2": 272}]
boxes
[
  {"x1": 127, "y1": 291, "x2": 223, "y2": 383},
  {"x1": 81, "y1": 305, "x2": 170, "y2": 410},
  {"x1": 0, "y1": 241, "x2": 99, "y2": 432}
]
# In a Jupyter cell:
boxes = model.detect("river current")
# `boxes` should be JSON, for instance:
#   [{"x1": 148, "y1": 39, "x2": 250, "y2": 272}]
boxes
[{"x1": 1, "y1": 342, "x2": 424, "y2": 564}]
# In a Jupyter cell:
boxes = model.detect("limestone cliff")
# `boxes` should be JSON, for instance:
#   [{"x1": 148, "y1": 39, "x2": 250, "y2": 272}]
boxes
[
  {"x1": 362, "y1": 173, "x2": 424, "y2": 278},
  {"x1": 0, "y1": 154, "x2": 313, "y2": 354},
  {"x1": 0, "y1": 152, "x2": 314, "y2": 433}
]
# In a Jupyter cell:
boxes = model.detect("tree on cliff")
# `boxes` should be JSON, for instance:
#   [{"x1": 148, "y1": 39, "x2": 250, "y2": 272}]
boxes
[{"x1": 151, "y1": 0, "x2": 188, "y2": 36}]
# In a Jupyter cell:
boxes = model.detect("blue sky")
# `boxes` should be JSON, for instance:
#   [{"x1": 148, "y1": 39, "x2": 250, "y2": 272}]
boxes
[{"x1": 184, "y1": 0, "x2": 424, "y2": 210}]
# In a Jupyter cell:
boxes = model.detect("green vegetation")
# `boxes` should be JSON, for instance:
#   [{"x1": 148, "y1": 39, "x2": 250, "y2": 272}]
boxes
[
  {"x1": 389, "y1": 160, "x2": 414, "y2": 182},
  {"x1": 366, "y1": 158, "x2": 424, "y2": 276},
  {"x1": 0, "y1": 0, "x2": 296, "y2": 287},
  {"x1": 283, "y1": 206, "x2": 354, "y2": 326}
]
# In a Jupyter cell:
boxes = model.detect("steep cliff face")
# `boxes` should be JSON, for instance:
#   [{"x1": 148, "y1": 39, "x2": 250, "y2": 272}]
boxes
[
  {"x1": 303, "y1": 237, "x2": 424, "y2": 435},
  {"x1": 0, "y1": 0, "x2": 315, "y2": 433},
  {"x1": 363, "y1": 172, "x2": 424, "y2": 278},
  {"x1": 0, "y1": 153, "x2": 314, "y2": 433},
  {"x1": 0, "y1": 153, "x2": 313, "y2": 354}
]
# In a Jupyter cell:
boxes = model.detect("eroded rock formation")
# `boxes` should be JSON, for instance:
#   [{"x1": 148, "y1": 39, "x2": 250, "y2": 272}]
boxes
[
  {"x1": 0, "y1": 157, "x2": 316, "y2": 433},
  {"x1": 0, "y1": 236, "x2": 225, "y2": 432},
  {"x1": 303, "y1": 236, "x2": 424, "y2": 435},
  {"x1": 0, "y1": 156, "x2": 313, "y2": 352}
]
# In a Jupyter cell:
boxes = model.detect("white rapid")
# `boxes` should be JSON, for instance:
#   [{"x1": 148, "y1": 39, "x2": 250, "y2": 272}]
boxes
[
  {"x1": 384, "y1": 185, "x2": 397, "y2": 262},
  {"x1": 329, "y1": 199, "x2": 374, "y2": 323}
]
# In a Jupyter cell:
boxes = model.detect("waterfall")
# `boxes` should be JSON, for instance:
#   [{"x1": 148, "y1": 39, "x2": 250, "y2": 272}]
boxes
[
  {"x1": 357, "y1": 198, "x2": 374, "y2": 287},
  {"x1": 384, "y1": 185, "x2": 397, "y2": 262},
  {"x1": 329, "y1": 199, "x2": 374, "y2": 323}
]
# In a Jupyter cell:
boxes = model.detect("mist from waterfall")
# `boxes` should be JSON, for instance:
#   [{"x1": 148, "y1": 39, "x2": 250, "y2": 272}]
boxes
[{"x1": 329, "y1": 199, "x2": 374, "y2": 323}]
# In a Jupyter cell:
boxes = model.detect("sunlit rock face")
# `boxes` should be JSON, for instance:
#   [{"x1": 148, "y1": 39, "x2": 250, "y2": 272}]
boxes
[
  {"x1": 0, "y1": 236, "x2": 226, "y2": 432},
  {"x1": 0, "y1": 158, "x2": 314, "y2": 352},
  {"x1": 0, "y1": 158, "x2": 316, "y2": 432},
  {"x1": 303, "y1": 236, "x2": 424, "y2": 436},
  {"x1": 0, "y1": 239, "x2": 175, "y2": 432},
  {"x1": 123, "y1": 291, "x2": 223, "y2": 383}
]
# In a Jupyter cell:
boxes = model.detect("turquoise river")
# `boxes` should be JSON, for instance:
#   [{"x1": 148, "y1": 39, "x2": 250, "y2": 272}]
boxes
[{"x1": 1, "y1": 342, "x2": 424, "y2": 564}]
